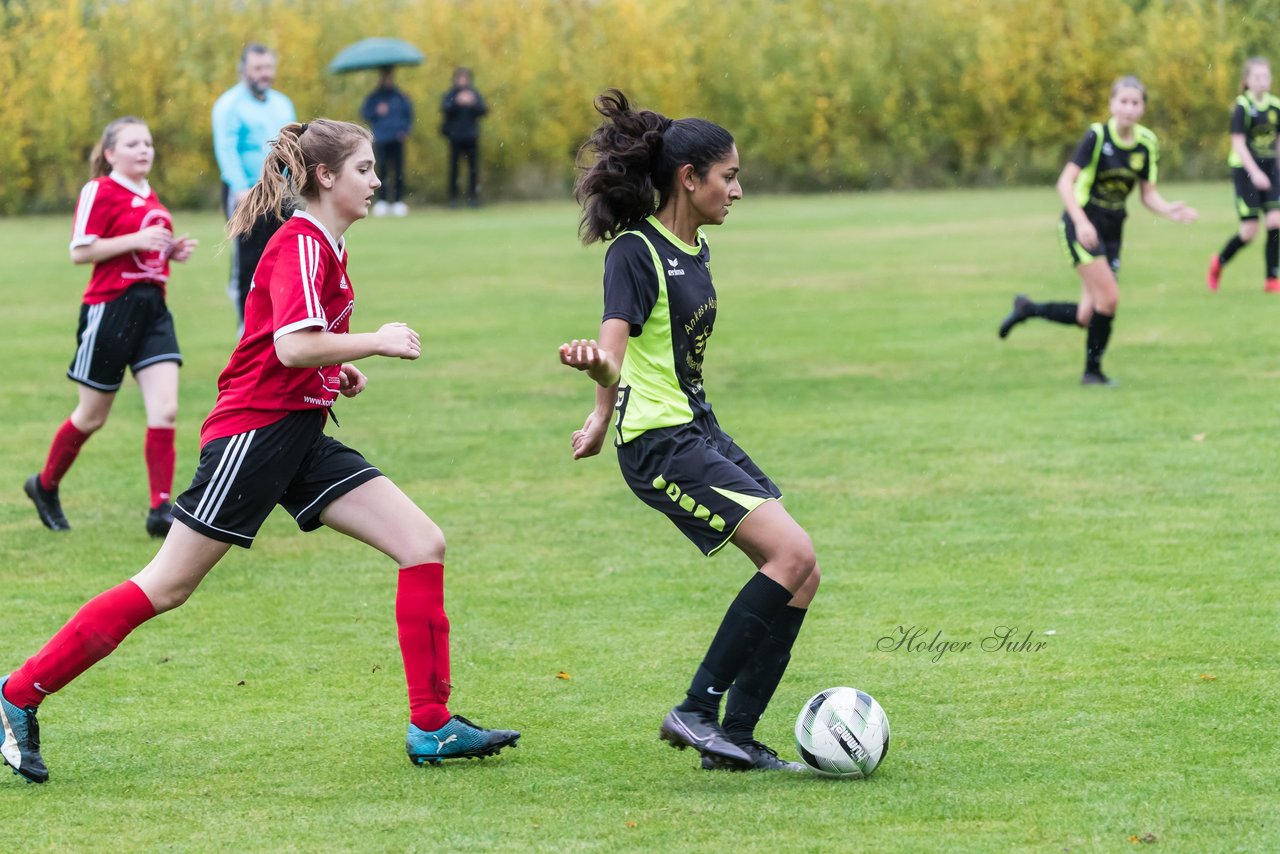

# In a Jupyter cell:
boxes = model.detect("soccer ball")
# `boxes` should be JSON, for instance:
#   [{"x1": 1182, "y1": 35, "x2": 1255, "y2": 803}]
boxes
[{"x1": 794, "y1": 686, "x2": 890, "y2": 778}]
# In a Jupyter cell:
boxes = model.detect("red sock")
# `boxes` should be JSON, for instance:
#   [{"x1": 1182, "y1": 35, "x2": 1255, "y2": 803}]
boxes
[
  {"x1": 3, "y1": 581, "x2": 156, "y2": 708},
  {"x1": 396, "y1": 562, "x2": 452, "y2": 731},
  {"x1": 40, "y1": 419, "x2": 92, "y2": 491},
  {"x1": 144, "y1": 427, "x2": 176, "y2": 508}
]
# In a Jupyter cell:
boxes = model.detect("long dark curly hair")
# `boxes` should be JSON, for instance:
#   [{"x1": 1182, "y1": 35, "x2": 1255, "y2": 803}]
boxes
[{"x1": 574, "y1": 89, "x2": 734, "y2": 244}]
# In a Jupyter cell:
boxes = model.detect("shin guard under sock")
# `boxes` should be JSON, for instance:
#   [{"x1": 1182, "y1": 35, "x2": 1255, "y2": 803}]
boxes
[{"x1": 678, "y1": 573, "x2": 793, "y2": 716}]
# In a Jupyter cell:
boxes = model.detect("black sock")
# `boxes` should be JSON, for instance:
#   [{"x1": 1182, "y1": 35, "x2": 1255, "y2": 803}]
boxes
[
  {"x1": 1085, "y1": 311, "x2": 1114, "y2": 375},
  {"x1": 677, "y1": 573, "x2": 793, "y2": 717},
  {"x1": 1220, "y1": 234, "x2": 1247, "y2": 265},
  {"x1": 1266, "y1": 229, "x2": 1279, "y2": 279},
  {"x1": 1030, "y1": 301, "x2": 1080, "y2": 326},
  {"x1": 722, "y1": 605, "x2": 807, "y2": 744}
]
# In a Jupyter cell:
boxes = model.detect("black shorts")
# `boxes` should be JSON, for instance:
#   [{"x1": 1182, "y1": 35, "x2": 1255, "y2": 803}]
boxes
[
  {"x1": 67, "y1": 283, "x2": 181, "y2": 391},
  {"x1": 1232, "y1": 165, "x2": 1280, "y2": 220},
  {"x1": 616, "y1": 414, "x2": 782, "y2": 556},
  {"x1": 1059, "y1": 211, "x2": 1122, "y2": 275},
  {"x1": 173, "y1": 410, "x2": 382, "y2": 548}
]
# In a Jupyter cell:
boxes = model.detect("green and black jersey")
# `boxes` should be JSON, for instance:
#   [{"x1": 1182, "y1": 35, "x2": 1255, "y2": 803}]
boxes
[
  {"x1": 602, "y1": 216, "x2": 717, "y2": 444},
  {"x1": 1069, "y1": 118, "x2": 1158, "y2": 225},
  {"x1": 1227, "y1": 92, "x2": 1280, "y2": 168}
]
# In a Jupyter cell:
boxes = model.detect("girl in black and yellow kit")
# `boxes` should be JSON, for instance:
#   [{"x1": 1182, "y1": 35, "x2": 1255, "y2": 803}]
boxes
[
  {"x1": 1206, "y1": 57, "x2": 1280, "y2": 293},
  {"x1": 559, "y1": 90, "x2": 820, "y2": 772},
  {"x1": 999, "y1": 77, "x2": 1197, "y2": 385}
]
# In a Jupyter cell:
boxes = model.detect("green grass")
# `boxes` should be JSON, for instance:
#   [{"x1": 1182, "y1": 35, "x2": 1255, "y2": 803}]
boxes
[{"x1": 2, "y1": 186, "x2": 1278, "y2": 852}]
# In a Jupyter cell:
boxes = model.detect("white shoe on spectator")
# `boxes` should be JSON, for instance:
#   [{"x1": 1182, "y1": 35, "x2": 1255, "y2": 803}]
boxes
[
  {"x1": 373, "y1": 200, "x2": 390, "y2": 217},
  {"x1": 392, "y1": 201, "x2": 409, "y2": 217}
]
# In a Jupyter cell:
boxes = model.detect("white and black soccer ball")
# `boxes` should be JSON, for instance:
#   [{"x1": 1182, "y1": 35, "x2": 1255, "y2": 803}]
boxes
[{"x1": 794, "y1": 686, "x2": 890, "y2": 778}]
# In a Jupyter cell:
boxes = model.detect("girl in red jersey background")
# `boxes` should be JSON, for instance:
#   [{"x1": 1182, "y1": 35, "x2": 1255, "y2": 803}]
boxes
[
  {"x1": 24, "y1": 117, "x2": 197, "y2": 537},
  {"x1": 1, "y1": 119, "x2": 517, "y2": 785}
]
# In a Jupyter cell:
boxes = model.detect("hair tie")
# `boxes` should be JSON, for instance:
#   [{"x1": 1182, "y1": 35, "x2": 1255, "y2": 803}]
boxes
[
  {"x1": 661, "y1": 118, "x2": 674, "y2": 133},
  {"x1": 299, "y1": 122, "x2": 310, "y2": 134}
]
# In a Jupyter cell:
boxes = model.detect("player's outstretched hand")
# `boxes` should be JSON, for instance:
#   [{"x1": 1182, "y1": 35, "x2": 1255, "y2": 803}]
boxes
[
  {"x1": 338, "y1": 363, "x2": 368, "y2": 397},
  {"x1": 1167, "y1": 202, "x2": 1199, "y2": 224},
  {"x1": 168, "y1": 233, "x2": 198, "y2": 263},
  {"x1": 571, "y1": 409, "x2": 610, "y2": 460},
  {"x1": 559, "y1": 338, "x2": 618, "y2": 387},
  {"x1": 375, "y1": 322, "x2": 421, "y2": 360},
  {"x1": 559, "y1": 338, "x2": 608, "y2": 370}
]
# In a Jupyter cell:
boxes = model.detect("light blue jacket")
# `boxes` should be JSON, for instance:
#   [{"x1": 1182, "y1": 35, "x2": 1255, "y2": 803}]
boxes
[{"x1": 211, "y1": 83, "x2": 297, "y2": 194}]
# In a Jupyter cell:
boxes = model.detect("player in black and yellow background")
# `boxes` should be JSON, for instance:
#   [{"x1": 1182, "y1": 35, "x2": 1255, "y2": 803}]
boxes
[
  {"x1": 999, "y1": 76, "x2": 1198, "y2": 385},
  {"x1": 1206, "y1": 57, "x2": 1280, "y2": 293}
]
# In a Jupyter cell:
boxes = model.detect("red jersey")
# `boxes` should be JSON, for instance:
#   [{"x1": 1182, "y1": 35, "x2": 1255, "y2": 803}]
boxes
[
  {"x1": 71, "y1": 173, "x2": 173, "y2": 304},
  {"x1": 200, "y1": 211, "x2": 355, "y2": 445}
]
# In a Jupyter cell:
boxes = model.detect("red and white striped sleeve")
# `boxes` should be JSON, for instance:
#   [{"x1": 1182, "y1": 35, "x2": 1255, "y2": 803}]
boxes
[
  {"x1": 70, "y1": 180, "x2": 105, "y2": 249},
  {"x1": 270, "y1": 232, "x2": 330, "y2": 340}
]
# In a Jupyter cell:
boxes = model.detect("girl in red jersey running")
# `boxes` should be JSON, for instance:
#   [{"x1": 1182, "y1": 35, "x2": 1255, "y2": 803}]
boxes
[
  {"x1": 24, "y1": 117, "x2": 198, "y2": 537},
  {"x1": 1, "y1": 119, "x2": 518, "y2": 785}
]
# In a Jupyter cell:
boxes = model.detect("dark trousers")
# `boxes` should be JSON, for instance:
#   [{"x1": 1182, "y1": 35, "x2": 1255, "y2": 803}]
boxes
[
  {"x1": 222, "y1": 183, "x2": 287, "y2": 326},
  {"x1": 448, "y1": 139, "x2": 479, "y2": 202},
  {"x1": 374, "y1": 139, "x2": 405, "y2": 202}
]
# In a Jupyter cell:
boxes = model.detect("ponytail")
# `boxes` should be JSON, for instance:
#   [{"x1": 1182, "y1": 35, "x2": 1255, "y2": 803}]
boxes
[
  {"x1": 575, "y1": 89, "x2": 734, "y2": 244},
  {"x1": 88, "y1": 117, "x2": 148, "y2": 178},
  {"x1": 227, "y1": 118, "x2": 373, "y2": 238}
]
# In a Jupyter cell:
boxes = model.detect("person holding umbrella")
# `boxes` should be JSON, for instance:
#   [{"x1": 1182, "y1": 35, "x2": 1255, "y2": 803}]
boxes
[{"x1": 362, "y1": 68, "x2": 414, "y2": 217}]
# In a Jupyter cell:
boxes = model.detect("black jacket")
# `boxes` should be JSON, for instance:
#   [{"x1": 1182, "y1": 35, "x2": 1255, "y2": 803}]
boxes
[{"x1": 440, "y1": 86, "x2": 488, "y2": 143}]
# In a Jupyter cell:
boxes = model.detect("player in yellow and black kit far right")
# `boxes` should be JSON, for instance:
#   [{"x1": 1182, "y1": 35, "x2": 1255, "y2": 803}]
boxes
[
  {"x1": 1206, "y1": 57, "x2": 1280, "y2": 293},
  {"x1": 998, "y1": 77, "x2": 1197, "y2": 385}
]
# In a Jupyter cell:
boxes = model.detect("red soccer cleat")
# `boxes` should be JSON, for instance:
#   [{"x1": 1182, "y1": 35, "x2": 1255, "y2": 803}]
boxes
[
  {"x1": 1266, "y1": 277, "x2": 1280, "y2": 293},
  {"x1": 1207, "y1": 255, "x2": 1222, "y2": 292}
]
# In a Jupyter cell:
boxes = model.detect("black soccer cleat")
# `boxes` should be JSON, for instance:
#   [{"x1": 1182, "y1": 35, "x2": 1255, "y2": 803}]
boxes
[
  {"x1": 659, "y1": 707, "x2": 753, "y2": 770},
  {"x1": 145, "y1": 502, "x2": 175, "y2": 538},
  {"x1": 24, "y1": 474, "x2": 69, "y2": 531},
  {"x1": 998, "y1": 294, "x2": 1033, "y2": 339},
  {"x1": 1080, "y1": 371, "x2": 1118, "y2": 387},
  {"x1": 1, "y1": 676, "x2": 48, "y2": 784},
  {"x1": 700, "y1": 739, "x2": 807, "y2": 772}
]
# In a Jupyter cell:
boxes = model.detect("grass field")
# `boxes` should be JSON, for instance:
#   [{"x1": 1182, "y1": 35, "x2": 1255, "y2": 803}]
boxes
[{"x1": 1, "y1": 185, "x2": 1278, "y2": 852}]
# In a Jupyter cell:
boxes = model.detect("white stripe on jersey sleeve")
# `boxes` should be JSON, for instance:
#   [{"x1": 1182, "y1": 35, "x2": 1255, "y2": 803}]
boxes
[
  {"x1": 307, "y1": 236, "x2": 327, "y2": 324},
  {"x1": 70, "y1": 182, "x2": 100, "y2": 249},
  {"x1": 273, "y1": 317, "x2": 326, "y2": 341},
  {"x1": 296, "y1": 234, "x2": 317, "y2": 318}
]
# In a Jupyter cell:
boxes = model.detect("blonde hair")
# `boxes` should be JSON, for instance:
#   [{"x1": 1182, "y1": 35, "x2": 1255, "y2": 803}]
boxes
[
  {"x1": 1110, "y1": 76, "x2": 1146, "y2": 103},
  {"x1": 1241, "y1": 56, "x2": 1271, "y2": 93},
  {"x1": 227, "y1": 119, "x2": 373, "y2": 238},
  {"x1": 89, "y1": 117, "x2": 148, "y2": 178}
]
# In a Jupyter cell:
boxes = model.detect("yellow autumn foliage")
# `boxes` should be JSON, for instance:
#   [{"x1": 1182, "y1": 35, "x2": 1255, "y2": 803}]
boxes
[{"x1": 0, "y1": 0, "x2": 1257, "y2": 213}]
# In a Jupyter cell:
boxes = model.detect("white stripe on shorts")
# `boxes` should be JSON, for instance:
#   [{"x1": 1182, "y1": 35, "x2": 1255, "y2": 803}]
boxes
[
  {"x1": 193, "y1": 429, "x2": 256, "y2": 524},
  {"x1": 70, "y1": 303, "x2": 106, "y2": 381}
]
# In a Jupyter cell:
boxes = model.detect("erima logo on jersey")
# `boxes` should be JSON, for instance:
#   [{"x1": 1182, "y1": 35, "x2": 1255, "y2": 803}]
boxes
[
  {"x1": 1102, "y1": 142, "x2": 1114, "y2": 156},
  {"x1": 665, "y1": 258, "x2": 685, "y2": 277},
  {"x1": 131, "y1": 196, "x2": 146, "y2": 208},
  {"x1": 339, "y1": 276, "x2": 348, "y2": 290}
]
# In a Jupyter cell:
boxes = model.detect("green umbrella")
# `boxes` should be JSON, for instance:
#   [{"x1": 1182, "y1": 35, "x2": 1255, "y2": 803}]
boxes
[{"x1": 329, "y1": 38, "x2": 424, "y2": 73}]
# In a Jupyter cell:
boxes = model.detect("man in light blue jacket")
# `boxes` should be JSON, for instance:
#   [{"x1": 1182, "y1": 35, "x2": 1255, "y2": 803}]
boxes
[{"x1": 212, "y1": 43, "x2": 296, "y2": 329}]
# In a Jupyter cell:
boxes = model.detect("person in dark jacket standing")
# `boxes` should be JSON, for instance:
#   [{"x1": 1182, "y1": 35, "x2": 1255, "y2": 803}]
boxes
[
  {"x1": 362, "y1": 67, "x2": 415, "y2": 217},
  {"x1": 440, "y1": 67, "x2": 487, "y2": 207}
]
